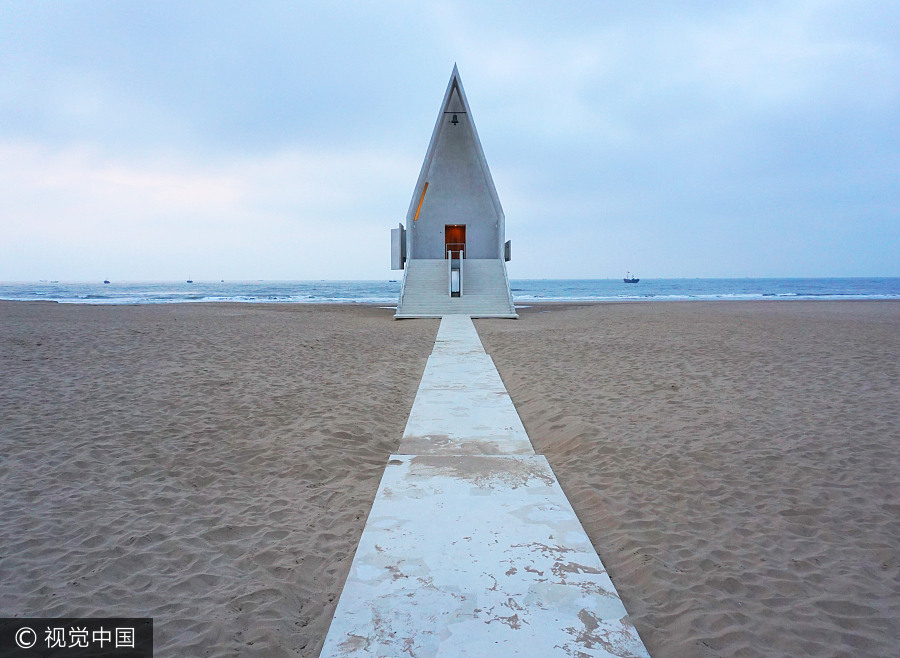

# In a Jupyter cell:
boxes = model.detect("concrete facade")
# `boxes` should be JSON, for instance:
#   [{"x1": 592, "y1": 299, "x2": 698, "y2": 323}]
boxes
[{"x1": 403, "y1": 65, "x2": 505, "y2": 261}]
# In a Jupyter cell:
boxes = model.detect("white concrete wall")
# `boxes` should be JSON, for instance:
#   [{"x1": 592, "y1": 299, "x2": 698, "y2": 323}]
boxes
[{"x1": 408, "y1": 87, "x2": 503, "y2": 260}]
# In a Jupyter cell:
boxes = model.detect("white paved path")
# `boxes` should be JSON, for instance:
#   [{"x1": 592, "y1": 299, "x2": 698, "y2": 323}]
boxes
[
  {"x1": 399, "y1": 315, "x2": 533, "y2": 456},
  {"x1": 321, "y1": 316, "x2": 649, "y2": 657}
]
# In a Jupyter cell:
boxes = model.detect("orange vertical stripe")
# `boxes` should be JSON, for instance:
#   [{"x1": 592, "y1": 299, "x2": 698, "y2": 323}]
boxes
[{"x1": 413, "y1": 182, "x2": 429, "y2": 221}]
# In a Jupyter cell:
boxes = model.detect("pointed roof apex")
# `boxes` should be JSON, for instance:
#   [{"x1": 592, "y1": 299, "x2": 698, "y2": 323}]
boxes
[
  {"x1": 440, "y1": 64, "x2": 471, "y2": 116},
  {"x1": 405, "y1": 64, "x2": 504, "y2": 227},
  {"x1": 449, "y1": 64, "x2": 463, "y2": 88}
]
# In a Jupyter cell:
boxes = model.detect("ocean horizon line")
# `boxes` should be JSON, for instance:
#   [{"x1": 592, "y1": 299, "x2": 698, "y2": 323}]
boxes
[
  {"x1": 2, "y1": 275, "x2": 900, "y2": 288},
  {"x1": 2, "y1": 278, "x2": 899, "y2": 305}
]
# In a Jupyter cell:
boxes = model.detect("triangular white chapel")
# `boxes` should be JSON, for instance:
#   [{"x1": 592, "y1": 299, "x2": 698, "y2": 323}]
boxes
[{"x1": 392, "y1": 65, "x2": 517, "y2": 318}]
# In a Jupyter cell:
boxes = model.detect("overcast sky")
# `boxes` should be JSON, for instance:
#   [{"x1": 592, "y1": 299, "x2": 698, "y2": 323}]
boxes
[{"x1": 1, "y1": 1, "x2": 898, "y2": 280}]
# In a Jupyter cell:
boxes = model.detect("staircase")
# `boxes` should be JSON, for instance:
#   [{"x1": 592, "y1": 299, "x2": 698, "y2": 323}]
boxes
[{"x1": 395, "y1": 259, "x2": 517, "y2": 318}]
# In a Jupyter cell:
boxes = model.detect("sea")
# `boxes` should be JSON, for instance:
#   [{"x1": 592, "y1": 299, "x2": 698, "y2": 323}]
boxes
[{"x1": 1, "y1": 278, "x2": 898, "y2": 305}]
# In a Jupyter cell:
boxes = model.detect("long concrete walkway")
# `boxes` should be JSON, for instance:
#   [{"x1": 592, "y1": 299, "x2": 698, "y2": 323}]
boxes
[{"x1": 321, "y1": 316, "x2": 649, "y2": 657}]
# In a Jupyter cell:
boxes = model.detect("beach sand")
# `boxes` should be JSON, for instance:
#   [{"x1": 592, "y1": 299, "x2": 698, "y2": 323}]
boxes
[
  {"x1": 477, "y1": 301, "x2": 900, "y2": 657},
  {"x1": 2, "y1": 300, "x2": 898, "y2": 657},
  {"x1": 0, "y1": 301, "x2": 438, "y2": 656}
]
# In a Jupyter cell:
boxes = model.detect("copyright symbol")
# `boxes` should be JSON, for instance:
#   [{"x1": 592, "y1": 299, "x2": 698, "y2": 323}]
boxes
[{"x1": 14, "y1": 626, "x2": 36, "y2": 648}]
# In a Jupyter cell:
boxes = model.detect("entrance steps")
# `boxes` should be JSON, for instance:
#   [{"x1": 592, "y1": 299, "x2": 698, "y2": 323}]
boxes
[{"x1": 395, "y1": 259, "x2": 517, "y2": 318}]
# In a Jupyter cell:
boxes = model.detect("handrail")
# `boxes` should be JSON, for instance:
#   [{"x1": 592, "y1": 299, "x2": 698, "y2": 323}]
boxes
[
  {"x1": 445, "y1": 243, "x2": 465, "y2": 258},
  {"x1": 500, "y1": 259, "x2": 515, "y2": 313},
  {"x1": 446, "y1": 247, "x2": 465, "y2": 297},
  {"x1": 398, "y1": 250, "x2": 411, "y2": 309}
]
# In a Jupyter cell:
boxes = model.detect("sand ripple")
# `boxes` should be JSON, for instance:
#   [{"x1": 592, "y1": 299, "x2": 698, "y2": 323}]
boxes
[
  {"x1": 0, "y1": 302, "x2": 436, "y2": 656},
  {"x1": 478, "y1": 301, "x2": 900, "y2": 658}
]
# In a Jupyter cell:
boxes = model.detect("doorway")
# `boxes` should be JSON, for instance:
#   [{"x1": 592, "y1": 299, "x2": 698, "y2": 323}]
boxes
[{"x1": 445, "y1": 224, "x2": 466, "y2": 258}]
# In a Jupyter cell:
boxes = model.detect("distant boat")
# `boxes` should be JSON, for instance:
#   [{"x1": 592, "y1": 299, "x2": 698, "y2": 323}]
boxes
[
  {"x1": 624, "y1": 271, "x2": 640, "y2": 283},
  {"x1": 103, "y1": 280, "x2": 110, "y2": 284},
  {"x1": 186, "y1": 279, "x2": 194, "y2": 284}
]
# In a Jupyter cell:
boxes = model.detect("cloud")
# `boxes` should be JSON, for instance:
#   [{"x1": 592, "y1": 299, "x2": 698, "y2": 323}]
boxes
[
  {"x1": 1, "y1": 1, "x2": 898, "y2": 279},
  {"x1": 0, "y1": 140, "x2": 419, "y2": 280}
]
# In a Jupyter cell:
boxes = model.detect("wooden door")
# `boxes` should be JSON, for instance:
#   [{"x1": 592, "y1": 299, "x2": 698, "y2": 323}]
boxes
[{"x1": 445, "y1": 225, "x2": 466, "y2": 258}]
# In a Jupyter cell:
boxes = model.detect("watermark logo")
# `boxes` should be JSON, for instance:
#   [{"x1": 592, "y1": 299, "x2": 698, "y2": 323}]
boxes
[
  {"x1": 1, "y1": 618, "x2": 152, "y2": 656},
  {"x1": 13, "y1": 627, "x2": 36, "y2": 649}
]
